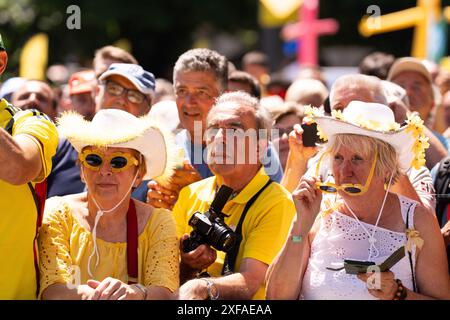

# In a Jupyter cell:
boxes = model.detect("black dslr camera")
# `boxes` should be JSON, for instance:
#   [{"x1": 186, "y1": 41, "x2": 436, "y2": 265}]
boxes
[{"x1": 182, "y1": 185, "x2": 237, "y2": 253}]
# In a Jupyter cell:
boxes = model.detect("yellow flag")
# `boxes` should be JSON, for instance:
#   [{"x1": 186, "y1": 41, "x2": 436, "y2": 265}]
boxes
[
  {"x1": 20, "y1": 33, "x2": 49, "y2": 80},
  {"x1": 259, "y1": 0, "x2": 302, "y2": 28},
  {"x1": 113, "y1": 38, "x2": 132, "y2": 54}
]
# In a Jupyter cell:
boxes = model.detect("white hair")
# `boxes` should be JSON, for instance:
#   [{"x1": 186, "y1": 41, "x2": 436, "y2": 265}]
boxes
[{"x1": 330, "y1": 74, "x2": 387, "y2": 106}]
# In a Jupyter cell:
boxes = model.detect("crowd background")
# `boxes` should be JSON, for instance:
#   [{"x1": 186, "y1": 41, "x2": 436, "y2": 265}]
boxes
[{"x1": 1, "y1": 0, "x2": 449, "y2": 82}]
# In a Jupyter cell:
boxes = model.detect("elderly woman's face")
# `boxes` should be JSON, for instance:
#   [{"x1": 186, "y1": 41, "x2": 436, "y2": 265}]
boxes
[
  {"x1": 80, "y1": 146, "x2": 142, "y2": 200},
  {"x1": 331, "y1": 145, "x2": 376, "y2": 190}
]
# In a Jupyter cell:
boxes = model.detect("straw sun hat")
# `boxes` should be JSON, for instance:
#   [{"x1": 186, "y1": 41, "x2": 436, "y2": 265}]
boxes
[
  {"x1": 305, "y1": 101, "x2": 429, "y2": 172},
  {"x1": 57, "y1": 109, "x2": 177, "y2": 183}
]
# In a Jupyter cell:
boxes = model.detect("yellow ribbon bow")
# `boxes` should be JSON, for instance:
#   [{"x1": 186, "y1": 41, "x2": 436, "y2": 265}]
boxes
[{"x1": 405, "y1": 228, "x2": 424, "y2": 252}]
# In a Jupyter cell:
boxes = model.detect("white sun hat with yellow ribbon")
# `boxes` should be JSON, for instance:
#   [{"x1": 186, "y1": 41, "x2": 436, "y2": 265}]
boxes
[
  {"x1": 305, "y1": 101, "x2": 429, "y2": 172},
  {"x1": 57, "y1": 109, "x2": 177, "y2": 183}
]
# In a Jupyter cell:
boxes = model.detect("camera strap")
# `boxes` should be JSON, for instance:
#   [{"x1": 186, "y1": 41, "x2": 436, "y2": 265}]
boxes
[
  {"x1": 221, "y1": 179, "x2": 272, "y2": 276},
  {"x1": 127, "y1": 199, "x2": 139, "y2": 284}
]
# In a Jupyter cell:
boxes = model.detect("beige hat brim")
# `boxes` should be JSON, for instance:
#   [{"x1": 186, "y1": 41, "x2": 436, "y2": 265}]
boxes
[
  {"x1": 314, "y1": 116, "x2": 415, "y2": 172},
  {"x1": 58, "y1": 111, "x2": 176, "y2": 183}
]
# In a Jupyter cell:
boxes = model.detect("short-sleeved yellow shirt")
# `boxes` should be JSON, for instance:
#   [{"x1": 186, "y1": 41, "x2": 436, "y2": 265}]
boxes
[
  {"x1": 0, "y1": 100, "x2": 58, "y2": 299},
  {"x1": 38, "y1": 197, "x2": 180, "y2": 298},
  {"x1": 173, "y1": 167, "x2": 295, "y2": 300}
]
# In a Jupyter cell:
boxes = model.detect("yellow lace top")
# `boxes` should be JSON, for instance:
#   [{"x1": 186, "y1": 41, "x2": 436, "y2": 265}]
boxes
[{"x1": 38, "y1": 197, "x2": 179, "y2": 297}]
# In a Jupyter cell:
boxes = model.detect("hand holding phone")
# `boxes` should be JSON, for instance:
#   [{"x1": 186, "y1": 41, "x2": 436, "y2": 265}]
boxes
[{"x1": 326, "y1": 246, "x2": 406, "y2": 274}]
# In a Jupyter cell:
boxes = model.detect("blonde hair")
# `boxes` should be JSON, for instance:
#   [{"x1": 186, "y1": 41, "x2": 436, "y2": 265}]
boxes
[{"x1": 327, "y1": 134, "x2": 401, "y2": 183}]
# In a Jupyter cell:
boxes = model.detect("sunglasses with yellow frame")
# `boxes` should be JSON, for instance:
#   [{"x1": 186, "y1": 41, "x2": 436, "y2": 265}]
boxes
[
  {"x1": 79, "y1": 149, "x2": 139, "y2": 173},
  {"x1": 314, "y1": 149, "x2": 378, "y2": 196}
]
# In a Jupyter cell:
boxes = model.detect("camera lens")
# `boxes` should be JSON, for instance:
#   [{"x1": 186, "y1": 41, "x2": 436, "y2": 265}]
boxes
[
  {"x1": 221, "y1": 233, "x2": 236, "y2": 252},
  {"x1": 209, "y1": 223, "x2": 236, "y2": 252}
]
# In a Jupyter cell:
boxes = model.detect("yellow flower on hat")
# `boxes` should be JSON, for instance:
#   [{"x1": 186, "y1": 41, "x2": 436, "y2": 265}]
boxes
[
  {"x1": 405, "y1": 112, "x2": 428, "y2": 169},
  {"x1": 304, "y1": 105, "x2": 324, "y2": 123},
  {"x1": 331, "y1": 108, "x2": 400, "y2": 132},
  {"x1": 331, "y1": 109, "x2": 344, "y2": 120},
  {"x1": 309, "y1": 102, "x2": 430, "y2": 172},
  {"x1": 303, "y1": 105, "x2": 328, "y2": 141}
]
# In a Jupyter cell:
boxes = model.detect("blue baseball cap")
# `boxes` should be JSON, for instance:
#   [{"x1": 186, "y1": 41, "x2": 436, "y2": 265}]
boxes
[{"x1": 99, "y1": 63, "x2": 155, "y2": 95}]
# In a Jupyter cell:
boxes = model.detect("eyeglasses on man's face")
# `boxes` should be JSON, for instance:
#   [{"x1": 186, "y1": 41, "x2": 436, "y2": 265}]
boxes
[
  {"x1": 105, "y1": 81, "x2": 147, "y2": 104},
  {"x1": 79, "y1": 150, "x2": 139, "y2": 173}
]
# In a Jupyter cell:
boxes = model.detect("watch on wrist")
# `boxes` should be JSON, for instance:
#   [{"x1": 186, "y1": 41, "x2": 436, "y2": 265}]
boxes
[
  {"x1": 133, "y1": 283, "x2": 148, "y2": 300},
  {"x1": 201, "y1": 278, "x2": 219, "y2": 300}
]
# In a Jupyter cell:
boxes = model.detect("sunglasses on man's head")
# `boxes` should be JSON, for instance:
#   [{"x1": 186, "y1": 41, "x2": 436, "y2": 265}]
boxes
[
  {"x1": 105, "y1": 81, "x2": 147, "y2": 104},
  {"x1": 314, "y1": 150, "x2": 378, "y2": 196},
  {"x1": 79, "y1": 150, "x2": 139, "y2": 173}
]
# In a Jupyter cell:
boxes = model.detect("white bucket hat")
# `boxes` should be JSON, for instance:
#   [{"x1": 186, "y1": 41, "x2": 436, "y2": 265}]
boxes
[
  {"x1": 57, "y1": 109, "x2": 176, "y2": 182},
  {"x1": 307, "y1": 101, "x2": 429, "y2": 172}
]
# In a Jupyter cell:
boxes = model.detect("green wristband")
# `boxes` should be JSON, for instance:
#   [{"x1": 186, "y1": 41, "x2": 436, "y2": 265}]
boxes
[{"x1": 291, "y1": 235, "x2": 303, "y2": 243}]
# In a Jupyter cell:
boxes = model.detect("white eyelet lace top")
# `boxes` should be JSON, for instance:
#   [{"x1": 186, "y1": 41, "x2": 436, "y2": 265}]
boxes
[{"x1": 300, "y1": 195, "x2": 417, "y2": 300}]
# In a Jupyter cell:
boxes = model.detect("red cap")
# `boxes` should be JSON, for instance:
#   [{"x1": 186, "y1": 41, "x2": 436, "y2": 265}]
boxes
[{"x1": 68, "y1": 70, "x2": 96, "y2": 95}]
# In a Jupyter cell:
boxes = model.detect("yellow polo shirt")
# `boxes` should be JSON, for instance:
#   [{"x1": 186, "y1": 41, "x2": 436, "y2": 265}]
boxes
[
  {"x1": 0, "y1": 100, "x2": 58, "y2": 299},
  {"x1": 173, "y1": 167, "x2": 295, "y2": 300}
]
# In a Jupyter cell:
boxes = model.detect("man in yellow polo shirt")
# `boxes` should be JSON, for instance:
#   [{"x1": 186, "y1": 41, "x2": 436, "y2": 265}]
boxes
[
  {"x1": 0, "y1": 34, "x2": 58, "y2": 299},
  {"x1": 175, "y1": 91, "x2": 295, "y2": 300}
]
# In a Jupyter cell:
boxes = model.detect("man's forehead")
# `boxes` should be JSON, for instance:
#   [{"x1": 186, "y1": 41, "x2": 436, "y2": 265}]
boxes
[
  {"x1": 20, "y1": 81, "x2": 52, "y2": 95},
  {"x1": 175, "y1": 70, "x2": 218, "y2": 87},
  {"x1": 210, "y1": 102, "x2": 254, "y2": 122},
  {"x1": 393, "y1": 71, "x2": 431, "y2": 85}
]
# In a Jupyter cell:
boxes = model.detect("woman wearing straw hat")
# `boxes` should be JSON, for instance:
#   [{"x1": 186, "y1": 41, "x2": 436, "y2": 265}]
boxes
[
  {"x1": 266, "y1": 101, "x2": 450, "y2": 300},
  {"x1": 38, "y1": 109, "x2": 179, "y2": 300}
]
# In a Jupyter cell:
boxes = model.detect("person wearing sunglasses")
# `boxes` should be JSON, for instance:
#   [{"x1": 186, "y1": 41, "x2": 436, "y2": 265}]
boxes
[
  {"x1": 46, "y1": 62, "x2": 157, "y2": 201},
  {"x1": 38, "y1": 109, "x2": 180, "y2": 300},
  {"x1": 266, "y1": 101, "x2": 450, "y2": 300}
]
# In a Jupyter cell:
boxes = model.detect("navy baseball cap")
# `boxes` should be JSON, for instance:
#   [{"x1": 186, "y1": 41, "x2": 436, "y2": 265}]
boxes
[{"x1": 99, "y1": 63, "x2": 155, "y2": 95}]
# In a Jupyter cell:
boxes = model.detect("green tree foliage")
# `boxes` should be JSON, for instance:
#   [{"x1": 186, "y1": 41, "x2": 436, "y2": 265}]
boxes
[{"x1": 1, "y1": 0, "x2": 450, "y2": 80}]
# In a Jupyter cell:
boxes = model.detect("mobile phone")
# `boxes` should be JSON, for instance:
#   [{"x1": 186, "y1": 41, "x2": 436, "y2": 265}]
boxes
[
  {"x1": 323, "y1": 96, "x2": 331, "y2": 114},
  {"x1": 301, "y1": 122, "x2": 320, "y2": 147},
  {"x1": 343, "y1": 260, "x2": 376, "y2": 275}
]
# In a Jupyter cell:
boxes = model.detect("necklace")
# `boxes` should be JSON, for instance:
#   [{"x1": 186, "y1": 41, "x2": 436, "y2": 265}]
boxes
[{"x1": 343, "y1": 171, "x2": 394, "y2": 261}]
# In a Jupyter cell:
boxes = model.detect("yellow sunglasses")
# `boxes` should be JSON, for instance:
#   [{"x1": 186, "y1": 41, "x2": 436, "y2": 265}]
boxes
[
  {"x1": 79, "y1": 150, "x2": 139, "y2": 173},
  {"x1": 314, "y1": 149, "x2": 378, "y2": 196}
]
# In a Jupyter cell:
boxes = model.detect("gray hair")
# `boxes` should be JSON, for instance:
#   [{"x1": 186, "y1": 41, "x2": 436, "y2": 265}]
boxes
[
  {"x1": 330, "y1": 74, "x2": 387, "y2": 106},
  {"x1": 210, "y1": 91, "x2": 272, "y2": 132},
  {"x1": 173, "y1": 48, "x2": 228, "y2": 93}
]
